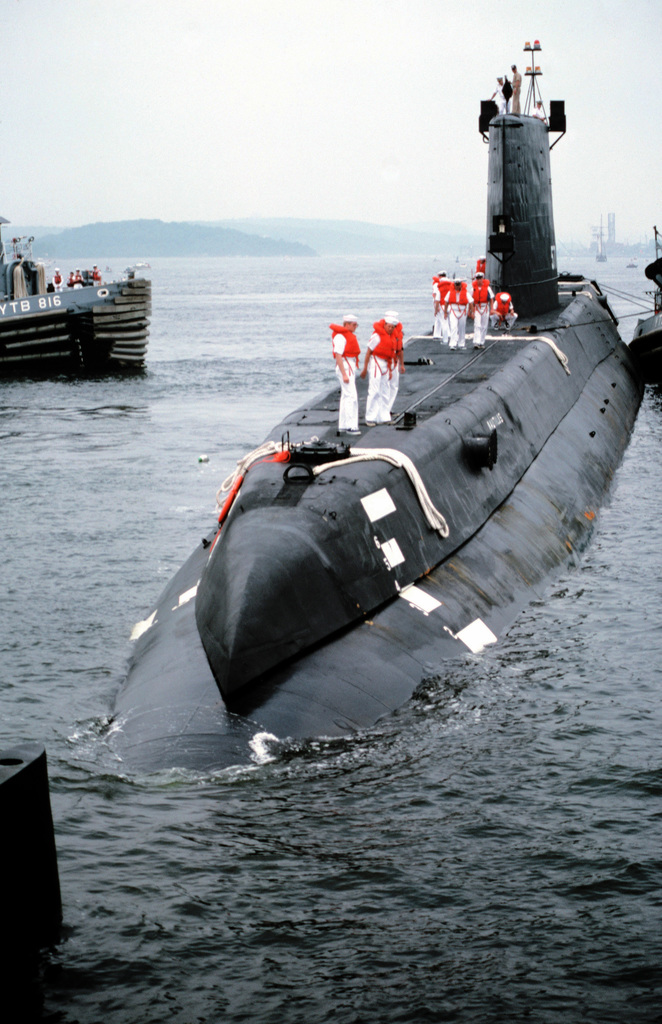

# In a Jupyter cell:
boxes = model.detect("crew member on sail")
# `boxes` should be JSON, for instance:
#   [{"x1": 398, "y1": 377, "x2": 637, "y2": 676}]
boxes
[
  {"x1": 360, "y1": 313, "x2": 399, "y2": 424},
  {"x1": 330, "y1": 314, "x2": 361, "y2": 434},
  {"x1": 472, "y1": 271, "x2": 494, "y2": 348},
  {"x1": 444, "y1": 279, "x2": 473, "y2": 349}
]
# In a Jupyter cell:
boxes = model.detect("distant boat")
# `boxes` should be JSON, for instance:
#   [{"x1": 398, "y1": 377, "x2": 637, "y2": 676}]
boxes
[
  {"x1": 626, "y1": 259, "x2": 638, "y2": 268},
  {"x1": 0, "y1": 218, "x2": 151, "y2": 375},
  {"x1": 630, "y1": 225, "x2": 662, "y2": 383},
  {"x1": 595, "y1": 215, "x2": 607, "y2": 262}
]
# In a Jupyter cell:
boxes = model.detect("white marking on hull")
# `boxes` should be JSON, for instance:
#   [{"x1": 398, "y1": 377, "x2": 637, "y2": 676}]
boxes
[
  {"x1": 172, "y1": 583, "x2": 198, "y2": 611},
  {"x1": 399, "y1": 584, "x2": 442, "y2": 616},
  {"x1": 448, "y1": 618, "x2": 498, "y2": 653},
  {"x1": 361, "y1": 488, "x2": 396, "y2": 522},
  {"x1": 130, "y1": 609, "x2": 157, "y2": 640},
  {"x1": 381, "y1": 538, "x2": 405, "y2": 569}
]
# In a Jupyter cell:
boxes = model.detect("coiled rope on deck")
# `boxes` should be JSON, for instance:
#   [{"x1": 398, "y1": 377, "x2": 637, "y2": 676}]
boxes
[
  {"x1": 216, "y1": 440, "x2": 284, "y2": 504},
  {"x1": 216, "y1": 441, "x2": 450, "y2": 538},
  {"x1": 313, "y1": 448, "x2": 450, "y2": 537}
]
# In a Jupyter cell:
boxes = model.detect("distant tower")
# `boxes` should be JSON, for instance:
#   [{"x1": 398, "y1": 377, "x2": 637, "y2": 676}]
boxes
[{"x1": 608, "y1": 213, "x2": 616, "y2": 245}]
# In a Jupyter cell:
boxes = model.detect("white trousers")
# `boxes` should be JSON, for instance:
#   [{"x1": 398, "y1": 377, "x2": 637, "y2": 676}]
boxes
[
  {"x1": 448, "y1": 312, "x2": 468, "y2": 349},
  {"x1": 335, "y1": 363, "x2": 358, "y2": 431},
  {"x1": 490, "y1": 312, "x2": 518, "y2": 330},
  {"x1": 365, "y1": 356, "x2": 391, "y2": 423},
  {"x1": 434, "y1": 308, "x2": 450, "y2": 343},
  {"x1": 473, "y1": 306, "x2": 490, "y2": 347},
  {"x1": 386, "y1": 363, "x2": 399, "y2": 414}
]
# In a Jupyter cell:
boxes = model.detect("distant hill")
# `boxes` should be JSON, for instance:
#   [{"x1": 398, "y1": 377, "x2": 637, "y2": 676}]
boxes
[
  {"x1": 211, "y1": 218, "x2": 484, "y2": 256},
  {"x1": 33, "y1": 219, "x2": 316, "y2": 258}
]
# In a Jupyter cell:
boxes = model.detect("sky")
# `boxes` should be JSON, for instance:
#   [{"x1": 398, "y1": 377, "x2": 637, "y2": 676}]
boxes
[{"x1": 3, "y1": 0, "x2": 660, "y2": 244}]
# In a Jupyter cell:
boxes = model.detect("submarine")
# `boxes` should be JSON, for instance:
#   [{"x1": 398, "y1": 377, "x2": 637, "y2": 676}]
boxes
[{"x1": 110, "y1": 57, "x2": 643, "y2": 772}]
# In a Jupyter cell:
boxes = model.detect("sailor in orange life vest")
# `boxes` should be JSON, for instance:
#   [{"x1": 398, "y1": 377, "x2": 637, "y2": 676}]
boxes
[
  {"x1": 471, "y1": 271, "x2": 494, "y2": 348},
  {"x1": 92, "y1": 264, "x2": 102, "y2": 285},
  {"x1": 360, "y1": 312, "x2": 400, "y2": 425},
  {"x1": 330, "y1": 314, "x2": 361, "y2": 434},
  {"x1": 432, "y1": 272, "x2": 452, "y2": 344},
  {"x1": 73, "y1": 268, "x2": 84, "y2": 289},
  {"x1": 490, "y1": 291, "x2": 518, "y2": 331},
  {"x1": 52, "y1": 268, "x2": 64, "y2": 292},
  {"x1": 384, "y1": 310, "x2": 405, "y2": 416},
  {"x1": 444, "y1": 279, "x2": 474, "y2": 349},
  {"x1": 475, "y1": 256, "x2": 486, "y2": 277}
]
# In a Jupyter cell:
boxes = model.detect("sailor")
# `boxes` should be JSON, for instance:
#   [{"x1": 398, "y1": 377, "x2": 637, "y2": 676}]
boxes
[
  {"x1": 432, "y1": 272, "x2": 452, "y2": 344},
  {"x1": 491, "y1": 291, "x2": 518, "y2": 331},
  {"x1": 67, "y1": 271, "x2": 76, "y2": 288},
  {"x1": 330, "y1": 314, "x2": 361, "y2": 434},
  {"x1": 491, "y1": 77, "x2": 507, "y2": 115},
  {"x1": 73, "y1": 268, "x2": 84, "y2": 289},
  {"x1": 471, "y1": 272, "x2": 494, "y2": 348},
  {"x1": 52, "y1": 268, "x2": 63, "y2": 291},
  {"x1": 384, "y1": 310, "x2": 405, "y2": 415},
  {"x1": 475, "y1": 256, "x2": 486, "y2": 277},
  {"x1": 532, "y1": 100, "x2": 547, "y2": 124},
  {"x1": 92, "y1": 264, "x2": 102, "y2": 285},
  {"x1": 511, "y1": 65, "x2": 522, "y2": 115},
  {"x1": 444, "y1": 279, "x2": 473, "y2": 350},
  {"x1": 360, "y1": 312, "x2": 399, "y2": 425}
]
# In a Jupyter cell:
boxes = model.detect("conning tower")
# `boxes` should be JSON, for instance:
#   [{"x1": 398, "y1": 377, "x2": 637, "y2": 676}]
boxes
[{"x1": 479, "y1": 40, "x2": 566, "y2": 317}]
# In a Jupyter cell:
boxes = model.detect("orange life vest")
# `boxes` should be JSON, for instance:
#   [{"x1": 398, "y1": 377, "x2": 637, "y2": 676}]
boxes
[
  {"x1": 53, "y1": 274, "x2": 62, "y2": 285},
  {"x1": 447, "y1": 283, "x2": 470, "y2": 312},
  {"x1": 494, "y1": 292, "x2": 512, "y2": 316},
  {"x1": 473, "y1": 279, "x2": 491, "y2": 306},
  {"x1": 437, "y1": 277, "x2": 452, "y2": 302},
  {"x1": 476, "y1": 258, "x2": 486, "y2": 276},
  {"x1": 370, "y1": 320, "x2": 396, "y2": 363},
  {"x1": 330, "y1": 324, "x2": 360, "y2": 366}
]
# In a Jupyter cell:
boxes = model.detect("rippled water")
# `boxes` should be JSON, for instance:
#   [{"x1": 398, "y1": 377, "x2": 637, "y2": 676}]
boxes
[{"x1": 2, "y1": 255, "x2": 661, "y2": 1023}]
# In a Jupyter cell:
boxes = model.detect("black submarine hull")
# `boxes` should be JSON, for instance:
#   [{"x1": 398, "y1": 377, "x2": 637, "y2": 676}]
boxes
[{"x1": 110, "y1": 114, "x2": 644, "y2": 771}]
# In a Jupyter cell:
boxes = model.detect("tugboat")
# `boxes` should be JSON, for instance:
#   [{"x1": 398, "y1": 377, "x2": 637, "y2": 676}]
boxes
[
  {"x1": 110, "y1": 45, "x2": 643, "y2": 772},
  {"x1": 630, "y1": 225, "x2": 662, "y2": 383},
  {"x1": 0, "y1": 221, "x2": 151, "y2": 373}
]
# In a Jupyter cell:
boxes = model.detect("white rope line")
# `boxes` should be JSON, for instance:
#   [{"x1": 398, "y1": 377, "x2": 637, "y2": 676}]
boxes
[
  {"x1": 216, "y1": 440, "x2": 285, "y2": 504},
  {"x1": 313, "y1": 448, "x2": 450, "y2": 537},
  {"x1": 537, "y1": 335, "x2": 571, "y2": 375},
  {"x1": 217, "y1": 441, "x2": 450, "y2": 538}
]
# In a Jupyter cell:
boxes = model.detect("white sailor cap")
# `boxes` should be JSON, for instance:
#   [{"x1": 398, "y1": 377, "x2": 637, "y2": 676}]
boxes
[
  {"x1": 343, "y1": 313, "x2": 358, "y2": 323},
  {"x1": 475, "y1": 271, "x2": 484, "y2": 278},
  {"x1": 384, "y1": 310, "x2": 399, "y2": 325}
]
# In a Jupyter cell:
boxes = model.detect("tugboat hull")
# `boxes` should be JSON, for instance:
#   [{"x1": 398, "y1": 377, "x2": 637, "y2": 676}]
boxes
[{"x1": 0, "y1": 276, "x2": 151, "y2": 372}]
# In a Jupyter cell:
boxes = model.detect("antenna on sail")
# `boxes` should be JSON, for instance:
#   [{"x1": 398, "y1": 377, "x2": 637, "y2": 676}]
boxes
[{"x1": 523, "y1": 39, "x2": 544, "y2": 116}]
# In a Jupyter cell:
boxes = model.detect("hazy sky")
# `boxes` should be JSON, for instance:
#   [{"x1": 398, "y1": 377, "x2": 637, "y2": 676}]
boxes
[{"x1": 4, "y1": 0, "x2": 660, "y2": 243}]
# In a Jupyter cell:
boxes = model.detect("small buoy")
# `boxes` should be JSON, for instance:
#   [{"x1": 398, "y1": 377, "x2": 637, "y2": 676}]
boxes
[{"x1": 198, "y1": 454, "x2": 209, "y2": 463}]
